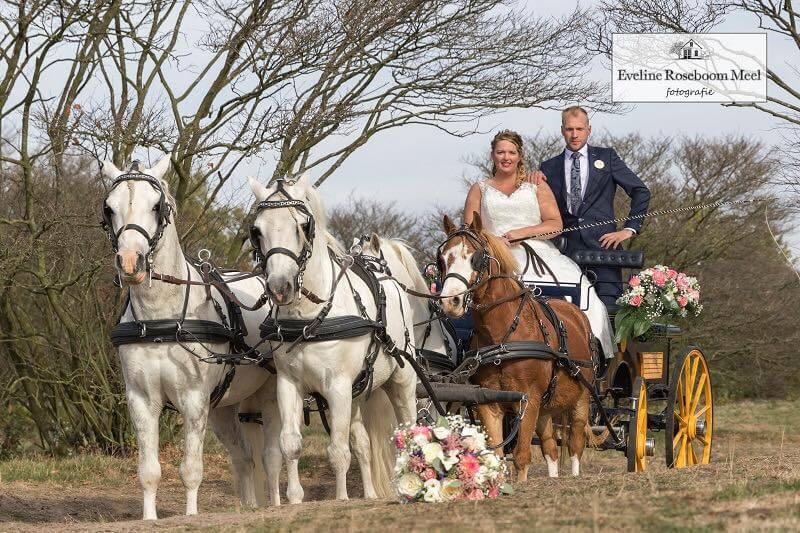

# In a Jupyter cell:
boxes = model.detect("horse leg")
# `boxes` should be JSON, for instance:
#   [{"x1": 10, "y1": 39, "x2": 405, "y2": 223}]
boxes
[
  {"x1": 349, "y1": 401, "x2": 377, "y2": 499},
  {"x1": 475, "y1": 403, "x2": 505, "y2": 457},
  {"x1": 127, "y1": 391, "x2": 162, "y2": 520},
  {"x1": 567, "y1": 395, "x2": 590, "y2": 476},
  {"x1": 536, "y1": 413, "x2": 560, "y2": 478},
  {"x1": 208, "y1": 404, "x2": 257, "y2": 508},
  {"x1": 261, "y1": 378, "x2": 303, "y2": 506},
  {"x1": 512, "y1": 401, "x2": 539, "y2": 482},
  {"x1": 276, "y1": 373, "x2": 305, "y2": 504},
  {"x1": 178, "y1": 391, "x2": 210, "y2": 516},
  {"x1": 324, "y1": 380, "x2": 353, "y2": 500}
]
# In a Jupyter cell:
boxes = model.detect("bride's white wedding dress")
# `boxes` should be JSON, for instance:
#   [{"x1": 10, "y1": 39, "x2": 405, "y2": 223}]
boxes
[{"x1": 478, "y1": 180, "x2": 616, "y2": 358}]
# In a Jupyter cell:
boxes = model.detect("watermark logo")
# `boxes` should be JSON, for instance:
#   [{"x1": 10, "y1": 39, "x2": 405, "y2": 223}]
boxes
[{"x1": 612, "y1": 33, "x2": 767, "y2": 103}]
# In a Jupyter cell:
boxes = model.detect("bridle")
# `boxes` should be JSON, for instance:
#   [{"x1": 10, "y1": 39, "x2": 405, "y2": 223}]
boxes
[
  {"x1": 101, "y1": 161, "x2": 173, "y2": 268},
  {"x1": 249, "y1": 178, "x2": 316, "y2": 302},
  {"x1": 436, "y1": 226, "x2": 491, "y2": 309}
]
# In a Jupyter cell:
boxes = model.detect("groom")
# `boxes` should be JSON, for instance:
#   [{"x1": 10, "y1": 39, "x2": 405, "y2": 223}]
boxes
[{"x1": 535, "y1": 106, "x2": 651, "y2": 307}]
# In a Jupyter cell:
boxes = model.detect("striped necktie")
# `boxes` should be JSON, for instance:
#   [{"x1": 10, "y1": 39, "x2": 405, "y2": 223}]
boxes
[{"x1": 570, "y1": 151, "x2": 582, "y2": 215}]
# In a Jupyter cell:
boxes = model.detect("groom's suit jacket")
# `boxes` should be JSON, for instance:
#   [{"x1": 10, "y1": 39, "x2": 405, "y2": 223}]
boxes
[{"x1": 540, "y1": 145, "x2": 650, "y2": 302}]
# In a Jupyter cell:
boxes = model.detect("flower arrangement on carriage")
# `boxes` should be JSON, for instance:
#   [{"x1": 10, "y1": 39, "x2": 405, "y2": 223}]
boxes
[
  {"x1": 392, "y1": 415, "x2": 513, "y2": 503},
  {"x1": 614, "y1": 265, "x2": 702, "y2": 343}
]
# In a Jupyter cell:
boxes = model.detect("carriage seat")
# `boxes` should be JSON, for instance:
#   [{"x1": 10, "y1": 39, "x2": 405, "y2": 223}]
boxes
[{"x1": 570, "y1": 249, "x2": 645, "y2": 270}]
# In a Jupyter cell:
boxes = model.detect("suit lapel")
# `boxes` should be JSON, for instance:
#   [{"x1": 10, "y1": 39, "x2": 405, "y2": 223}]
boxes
[
  {"x1": 581, "y1": 146, "x2": 606, "y2": 215},
  {"x1": 556, "y1": 152, "x2": 568, "y2": 207}
]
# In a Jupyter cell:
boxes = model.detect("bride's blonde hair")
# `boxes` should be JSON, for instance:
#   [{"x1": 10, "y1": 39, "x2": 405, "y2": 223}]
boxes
[{"x1": 490, "y1": 130, "x2": 527, "y2": 187}]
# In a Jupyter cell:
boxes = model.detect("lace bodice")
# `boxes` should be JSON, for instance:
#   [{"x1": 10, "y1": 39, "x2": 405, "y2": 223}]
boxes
[{"x1": 478, "y1": 180, "x2": 541, "y2": 236}]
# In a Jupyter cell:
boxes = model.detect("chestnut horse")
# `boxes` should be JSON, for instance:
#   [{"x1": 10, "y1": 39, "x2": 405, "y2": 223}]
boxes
[{"x1": 438, "y1": 214, "x2": 600, "y2": 480}]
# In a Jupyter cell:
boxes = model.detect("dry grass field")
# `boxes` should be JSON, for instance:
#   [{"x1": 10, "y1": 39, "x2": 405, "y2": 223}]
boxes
[{"x1": 1, "y1": 399, "x2": 799, "y2": 532}]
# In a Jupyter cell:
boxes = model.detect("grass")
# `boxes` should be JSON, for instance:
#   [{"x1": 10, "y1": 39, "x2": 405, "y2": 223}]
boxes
[{"x1": 1, "y1": 400, "x2": 799, "y2": 531}]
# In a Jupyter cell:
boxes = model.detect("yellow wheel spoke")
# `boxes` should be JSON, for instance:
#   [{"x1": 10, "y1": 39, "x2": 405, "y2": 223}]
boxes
[
  {"x1": 690, "y1": 372, "x2": 707, "y2": 414},
  {"x1": 688, "y1": 355, "x2": 700, "y2": 393},
  {"x1": 675, "y1": 381, "x2": 685, "y2": 416},
  {"x1": 695, "y1": 404, "x2": 711, "y2": 418},
  {"x1": 672, "y1": 426, "x2": 685, "y2": 449},
  {"x1": 675, "y1": 412, "x2": 687, "y2": 427},
  {"x1": 688, "y1": 442, "x2": 699, "y2": 465},
  {"x1": 697, "y1": 435, "x2": 709, "y2": 446}
]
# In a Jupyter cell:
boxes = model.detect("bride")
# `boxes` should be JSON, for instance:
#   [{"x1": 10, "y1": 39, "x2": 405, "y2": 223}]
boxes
[{"x1": 463, "y1": 130, "x2": 616, "y2": 359}]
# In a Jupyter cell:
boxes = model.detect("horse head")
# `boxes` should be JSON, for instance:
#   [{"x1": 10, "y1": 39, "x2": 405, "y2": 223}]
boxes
[
  {"x1": 101, "y1": 156, "x2": 174, "y2": 285},
  {"x1": 248, "y1": 171, "x2": 320, "y2": 305},
  {"x1": 438, "y1": 212, "x2": 518, "y2": 317}
]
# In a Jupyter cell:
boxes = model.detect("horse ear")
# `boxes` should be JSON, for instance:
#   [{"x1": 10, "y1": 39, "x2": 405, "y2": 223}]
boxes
[
  {"x1": 471, "y1": 211, "x2": 483, "y2": 232},
  {"x1": 101, "y1": 160, "x2": 124, "y2": 180},
  {"x1": 249, "y1": 176, "x2": 269, "y2": 202},
  {"x1": 443, "y1": 215, "x2": 456, "y2": 234},
  {"x1": 145, "y1": 154, "x2": 172, "y2": 181},
  {"x1": 370, "y1": 232, "x2": 381, "y2": 251}
]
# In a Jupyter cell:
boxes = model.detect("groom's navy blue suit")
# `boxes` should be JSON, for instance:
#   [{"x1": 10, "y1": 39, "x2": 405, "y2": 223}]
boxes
[{"x1": 540, "y1": 145, "x2": 650, "y2": 306}]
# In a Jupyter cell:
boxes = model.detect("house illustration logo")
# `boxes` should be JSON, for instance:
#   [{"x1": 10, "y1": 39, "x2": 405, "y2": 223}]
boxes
[{"x1": 677, "y1": 39, "x2": 704, "y2": 59}]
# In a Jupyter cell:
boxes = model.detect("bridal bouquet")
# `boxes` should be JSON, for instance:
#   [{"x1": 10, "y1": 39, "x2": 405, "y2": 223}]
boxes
[
  {"x1": 392, "y1": 415, "x2": 512, "y2": 503},
  {"x1": 615, "y1": 265, "x2": 702, "y2": 343}
]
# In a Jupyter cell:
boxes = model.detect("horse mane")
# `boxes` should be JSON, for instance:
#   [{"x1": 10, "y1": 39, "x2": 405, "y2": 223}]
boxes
[
  {"x1": 387, "y1": 239, "x2": 429, "y2": 293},
  {"x1": 304, "y1": 182, "x2": 345, "y2": 254},
  {"x1": 479, "y1": 229, "x2": 519, "y2": 275}
]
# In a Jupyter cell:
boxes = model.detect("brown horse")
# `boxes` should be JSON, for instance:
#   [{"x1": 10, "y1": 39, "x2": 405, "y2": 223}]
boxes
[{"x1": 438, "y1": 213, "x2": 600, "y2": 480}]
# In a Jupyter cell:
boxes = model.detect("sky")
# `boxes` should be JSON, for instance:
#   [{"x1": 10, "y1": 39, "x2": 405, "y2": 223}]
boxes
[{"x1": 284, "y1": 0, "x2": 799, "y2": 258}]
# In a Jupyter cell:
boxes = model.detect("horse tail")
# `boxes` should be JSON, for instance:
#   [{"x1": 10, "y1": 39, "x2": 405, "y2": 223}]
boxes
[
  {"x1": 585, "y1": 421, "x2": 609, "y2": 448},
  {"x1": 363, "y1": 388, "x2": 397, "y2": 499},
  {"x1": 241, "y1": 417, "x2": 268, "y2": 507}
]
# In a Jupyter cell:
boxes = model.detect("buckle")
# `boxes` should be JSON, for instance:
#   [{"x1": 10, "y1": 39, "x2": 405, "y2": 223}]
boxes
[{"x1": 139, "y1": 323, "x2": 147, "y2": 338}]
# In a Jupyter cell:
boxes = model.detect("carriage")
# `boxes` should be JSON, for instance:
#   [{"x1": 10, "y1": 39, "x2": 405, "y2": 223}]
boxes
[{"x1": 418, "y1": 246, "x2": 714, "y2": 473}]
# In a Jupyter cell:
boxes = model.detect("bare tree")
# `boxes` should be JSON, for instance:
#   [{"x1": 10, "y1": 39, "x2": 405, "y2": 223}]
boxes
[{"x1": 584, "y1": 0, "x2": 800, "y2": 200}]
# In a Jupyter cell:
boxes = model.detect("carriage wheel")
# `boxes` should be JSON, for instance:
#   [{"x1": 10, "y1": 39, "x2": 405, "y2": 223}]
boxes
[
  {"x1": 626, "y1": 377, "x2": 648, "y2": 472},
  {"x1": 665, "y1": 348, "x2": 713, "y2": 468}
]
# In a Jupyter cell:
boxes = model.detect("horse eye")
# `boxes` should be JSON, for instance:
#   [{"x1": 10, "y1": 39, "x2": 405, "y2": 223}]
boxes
[
  {"x1": 152, "y1": 204, "x2": 159, "y2": 212},
  {"x1": 104, "y1": 204, "x2": 114, "y2": 215}
]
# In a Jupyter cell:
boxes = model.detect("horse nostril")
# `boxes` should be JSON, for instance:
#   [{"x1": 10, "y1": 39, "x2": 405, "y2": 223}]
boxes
[
  {"x1": 452, "y1": 296, "x2": 461, "y2": 307},
  {"x1": 136, "y1": 252, "x2": 146, "y2": 271}
]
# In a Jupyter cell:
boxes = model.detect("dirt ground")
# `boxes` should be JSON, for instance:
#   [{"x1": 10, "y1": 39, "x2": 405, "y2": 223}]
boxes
[{"x1": 1, "y1": 400, "x2": 799, "y2": 532}]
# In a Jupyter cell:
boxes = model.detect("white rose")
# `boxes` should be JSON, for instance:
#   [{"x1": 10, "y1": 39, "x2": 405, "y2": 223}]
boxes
[
  {"x1": 480, "y1": 452, "x2": 500, "y2": 469},
  {"x1": 396, "y1": 472, "x2": 423, "y2": 498},
  {"x1": 461, "y1": 426, "x2": 477, "y2": 438},
  {"x1": 432, "y1": 426, "x2": 451, "y2": 440},
  {"x1": 422, "y1": 442, "x2": 444, "y2": 463},
  {"x1": 475, "y1": 465, "x2": 488, "y2": 485},
  {"x1": 423, "y1": 479, "x2": 442, "y2": 503},
  {"x1": 474, "y1": 433, "x2": 486, "y2": 450},
  {"x1": 441, "y1": 451, "x2": 459, "y2": 471}
]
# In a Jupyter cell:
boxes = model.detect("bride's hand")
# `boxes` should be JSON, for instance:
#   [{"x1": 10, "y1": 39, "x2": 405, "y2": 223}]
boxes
[{"x1": 502, "y1": 229, "x2": 527, "y2": 244}]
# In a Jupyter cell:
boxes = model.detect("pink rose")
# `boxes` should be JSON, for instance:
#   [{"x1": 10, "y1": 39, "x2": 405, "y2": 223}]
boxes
[
  {"x1": 629, "y1": 275, "x2": 641, "y2": 287},
  {"x1": 630, "y1": 295, "x2": 643, "y2": 307},
  {"x1": 461, "y1": 436, "x2": 477, "y2": 452},
  {"x1": 410, "y1": 425, "x2": 432, "y2": 440},
  {"x1": 667, "y1": 269, "x2": 677, "y2": 279},
  {"x1": 458, "y1": 454, "x2": 481, "y2": 478},
  {"x1": 421, "y1": 468, "x2": 436, "y2": 481},
  {"x1": 676, "y1": 275, "x2": 689, "y2": 290},
  {"x1": 394, "y1": 434, "x2": 405, "y2": 450},
  {"x1": 652, "y1": 270, "x2": 666, "y2": 287},
  {"x1": 488, "y1": 484, "x2": 500, "y2": 499},
  {"x1": 677, "y1": 296, "x2": 688, "y2": 308},
  {"x1": 467, "y1": 488, "x2": 485, "y2": 501}
]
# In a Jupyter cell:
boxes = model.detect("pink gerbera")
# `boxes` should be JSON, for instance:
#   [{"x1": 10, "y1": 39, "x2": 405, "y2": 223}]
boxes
[{"x1": 458, "y1": 454, "x2": 481, "y2": 478}]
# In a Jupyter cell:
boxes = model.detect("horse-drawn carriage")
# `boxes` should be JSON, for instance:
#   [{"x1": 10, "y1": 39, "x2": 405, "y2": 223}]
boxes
[{"x1": 417, "y1": 242, "x2": 714, "y2": 473}]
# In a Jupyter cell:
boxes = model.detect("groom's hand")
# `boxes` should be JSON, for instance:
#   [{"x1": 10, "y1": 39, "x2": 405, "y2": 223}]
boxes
[
  {"x1": 599, "y1": 229, "x2": 634, "y2": 249},
  {"x1": 525, "y1": 170, "x2": 547, "y2": 185}
]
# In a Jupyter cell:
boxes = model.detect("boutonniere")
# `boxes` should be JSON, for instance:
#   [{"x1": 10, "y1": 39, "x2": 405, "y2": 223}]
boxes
[{"x1": 594, "y1": 159, "x2": 605, "y2": 170}]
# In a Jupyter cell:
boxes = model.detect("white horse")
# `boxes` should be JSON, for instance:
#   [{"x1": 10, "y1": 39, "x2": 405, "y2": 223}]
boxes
[
  {"x1": 248, "y1": 173, "x2": 418, "y2": 500},
  {"x1": 102, "y1": 157, "x2": 302, "y2": 519},
  {"x1": 360, "y1": 235, "x2": 455, "y2": 372}
]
